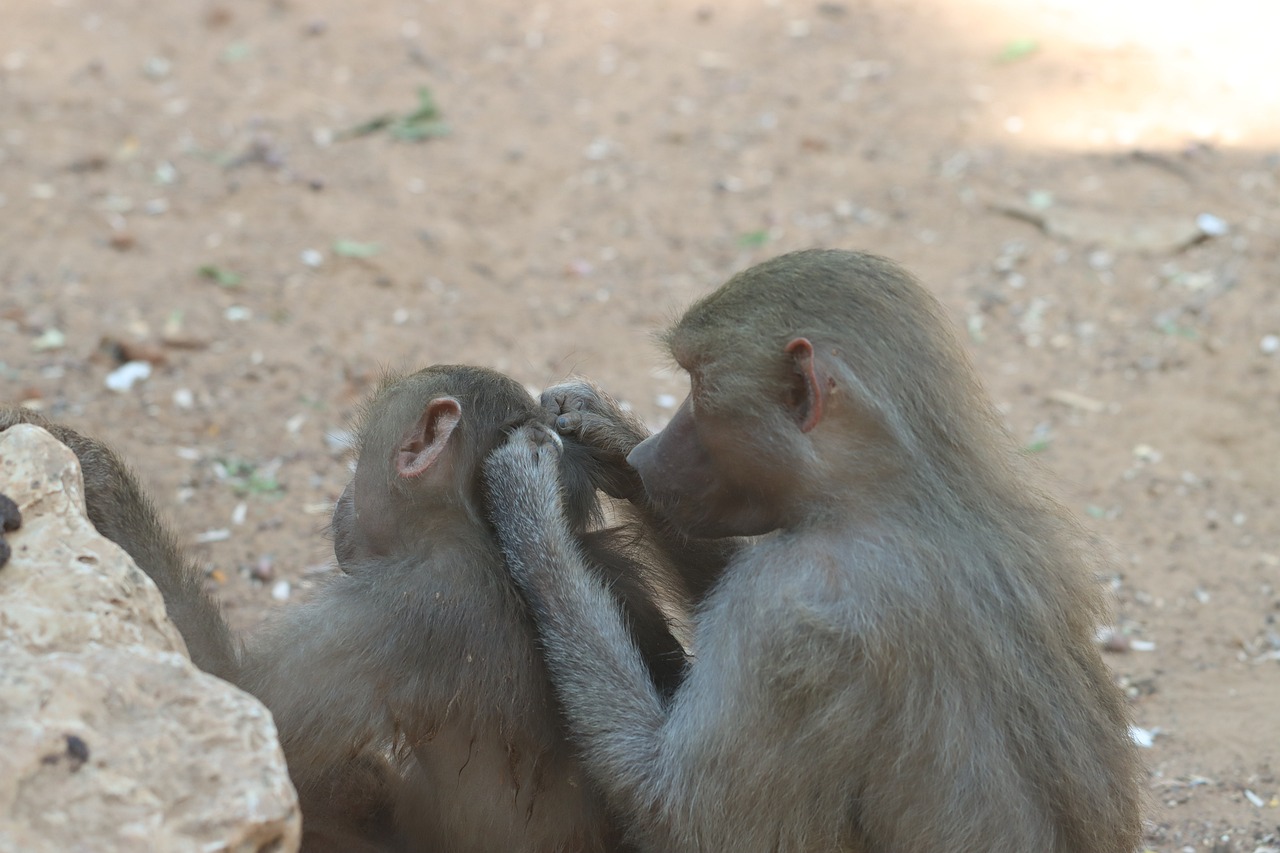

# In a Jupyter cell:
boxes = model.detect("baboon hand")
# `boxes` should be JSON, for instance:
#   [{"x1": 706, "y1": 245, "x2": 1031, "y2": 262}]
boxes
[
  {"x1": 485, "y1": 424, "x2": 569, "y2": 581},
  {"x1": 540, "y1": 380, "x2": 649, "y2": 499},
  {"x1": 0, "y1": 493, "x2": 20, "y2": 569},
  {"x1": 541, "y1": 380, "x2": 648, "y2": 449}
]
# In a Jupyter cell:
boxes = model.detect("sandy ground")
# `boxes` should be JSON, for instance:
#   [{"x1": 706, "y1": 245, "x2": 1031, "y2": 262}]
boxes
[{"x1": 2, "y1": 0, "x2": 1278, "y2": 849}]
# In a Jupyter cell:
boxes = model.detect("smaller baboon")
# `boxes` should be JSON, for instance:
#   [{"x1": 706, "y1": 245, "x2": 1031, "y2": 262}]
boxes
[
  {"x1": 485, "y1": 249, "x2": 1143, "y2": 853},
  {"x1": 1, "y1": 364, "x2": 688, "y2": 852}
]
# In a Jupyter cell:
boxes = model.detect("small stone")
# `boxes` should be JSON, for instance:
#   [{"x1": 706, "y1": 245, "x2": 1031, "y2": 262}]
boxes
[
  {"x1": 251, "y1": 557, "x2": 275, "y2": 582},
  {"x1": 154, "y1": 161, "x2": 178, "y2": 184},
  {"x1": 1128, "y1": 725, "x2": 1156, "y2": 748},
  {"x1": 1195, "y1": 212, "x2": 1229, "y2": 237},
  {"x1": 271, "y1": 580, "x2": 291, "y2": 601},
  {"x1": 108, "y1": 232, "x2": 136, "y2": 251},
  {"x1": 1132, "y1": 444, "x2": 1161, "y2": 463},
  {"x1": 143, "y1": 56, "x2": 172, "y2": 79},
  {"x1": 105, "y1": 361, "x2": 152, "y2": 392},
  {"x1": 1260, "y1": 334, "x2": 1279, "y2": 355},
  {"x1": 583, "y1": 138, "x2": 613, "y2": 161},
  {"x1": 300, "y1": 248, "x2": 324, "y2": 268},
  {"x1": 31, "y1": 328, "x2": 66, "y2": 352}
]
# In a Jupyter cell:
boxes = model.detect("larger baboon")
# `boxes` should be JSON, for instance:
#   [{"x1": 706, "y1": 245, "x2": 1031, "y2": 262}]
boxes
[{"x1": 485, "y1": 249, "x2": 1143, "y2": 852}]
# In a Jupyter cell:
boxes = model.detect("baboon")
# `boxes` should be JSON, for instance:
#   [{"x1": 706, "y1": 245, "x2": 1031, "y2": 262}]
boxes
[
  {"x1": 1, "y1": 364, "x2": 689, "y2": 852},
  {"x1": 484, "y1": 249, "x2": 1143, "y2": 853}
]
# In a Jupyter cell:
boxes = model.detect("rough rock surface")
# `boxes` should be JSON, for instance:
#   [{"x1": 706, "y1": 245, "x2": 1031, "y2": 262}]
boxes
[{"x1": 0, "y1": 425, "x2": 300, "y2": 853}]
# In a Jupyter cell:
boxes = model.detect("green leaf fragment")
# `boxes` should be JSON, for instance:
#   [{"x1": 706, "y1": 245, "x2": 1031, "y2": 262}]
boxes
[
  {"x1": 339, "y1": 87, "x2": 449, "y2": 141},
  {"x1": 332, "y1": 240, "x2": 381, "y2": 258},
  {"x1": 198, "y1": 265, "x2": 243, "y2": 287},
  {"x1": 222, "y1": 41, "x2": 252, "y2": 63},
  {"x1": 997, "y1": 38, "x2": 1039, "y2": 63}
]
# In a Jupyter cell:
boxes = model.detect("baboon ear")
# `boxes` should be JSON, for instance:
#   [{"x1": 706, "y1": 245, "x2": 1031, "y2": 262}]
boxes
[
  {"x1": 396, "y1": 397, "x2": 463, "y2": 478},
  {"x1": 784, "y1": 337, "x2": 824, "y2": 433}
]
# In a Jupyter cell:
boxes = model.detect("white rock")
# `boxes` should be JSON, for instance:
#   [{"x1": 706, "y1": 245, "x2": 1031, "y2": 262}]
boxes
[
  {"x1": 105, "y1": 361, "x2": 151, "y2": 392},
  {"x1": 0, "y1": 425, "x2": 301, "y2": 852},
  {"x1": 1128, "y1": 725, "x2": 1156, "y2": 748},
  {"x1": 1195, "y1": 212, "x2": 1229, "y2": 237}
]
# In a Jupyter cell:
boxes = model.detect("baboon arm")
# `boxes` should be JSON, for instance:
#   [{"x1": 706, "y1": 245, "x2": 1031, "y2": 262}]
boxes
[
  {"x1": 490, "y1": 513, "x2": 844, "y2": 851},
  {"x1": 486, "y1": 431, "x2": 797, "y2": 850},
  {"x1": 239, "y1": 582, "x2": 399, "y2": 788},
  {"x1": 491, "y1": 523, "x2": 674, "y2": 839}
]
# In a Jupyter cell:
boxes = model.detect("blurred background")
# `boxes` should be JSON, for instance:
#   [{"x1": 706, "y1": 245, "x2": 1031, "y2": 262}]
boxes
[{"x1": 2, "y1": 1, "x2": 1278, "y2": 847}]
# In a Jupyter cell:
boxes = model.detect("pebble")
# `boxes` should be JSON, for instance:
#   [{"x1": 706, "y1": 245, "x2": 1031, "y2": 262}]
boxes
[
  {"x1": 154, "y1": 161, "x2": 177, "y2": 184},
  {"x1": 105, "y1": 360, "x2": 152, "y2": 392},
  {"x1": 655, "y1": 394, "x2": 678, "y2": 409},
  {"x1": 300, "y1": 248, "x2": 324, "y2": 268},
  {"x1": 1132, "y1": 444, "x2": 1162, "y2": 463},
  {"x1": 1128, "y1": 725, "x2": 1156, "y2": 748},
  {"x1": 584, "y1": 138, "x2": 613, "y2": 161},
  {"x1": 1087, "y1": 249, "x2": 1114, "y2": 271},
  {"x1": 143, "y1": 56, "x2": 172, "y2": 79},
  {"x1": 251, "y1": 557, "x2": 275, "y2": 582},
  {"x1": 271, "y1": 580, "x2": 292, "y2": 601},
  {"x1": 1195, "y1": 212, "x2": 1229, "y2": 237},
  {"x1": 31, "y1": 328, "x2": 66, "y2": 351},
  {"x1": 1261, "y1": 334, "x2": 1279, "y2": 355}
]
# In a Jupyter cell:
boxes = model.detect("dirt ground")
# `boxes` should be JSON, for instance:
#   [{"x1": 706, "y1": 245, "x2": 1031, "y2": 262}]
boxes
[{"x1": 2, "y1": 0, "x2": 1278, "y2": 848}]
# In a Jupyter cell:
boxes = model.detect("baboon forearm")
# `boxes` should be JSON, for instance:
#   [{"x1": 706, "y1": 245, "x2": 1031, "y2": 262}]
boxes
[
  {"x1": 504, "y1": 532, "x2": 673, "y2": 831},
  {"x1": 242, "y1": 620, "x2": 386, "y2": 783}
]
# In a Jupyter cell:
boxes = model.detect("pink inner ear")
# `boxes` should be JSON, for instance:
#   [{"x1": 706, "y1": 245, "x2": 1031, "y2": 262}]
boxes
[
  {"x1": 785, "y1": 337, "x2": 824, "y2": 433},
  {"x1": 397, "y1": 397, "x2": 462, "y2": 478}
]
